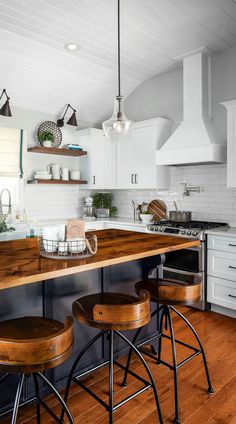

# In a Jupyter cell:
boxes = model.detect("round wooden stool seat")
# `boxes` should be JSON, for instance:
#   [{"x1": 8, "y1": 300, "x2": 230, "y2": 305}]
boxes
[
  {"x1": 135, "y1": 277, "x2": 202, "y2": 306},
  {"x1": 0, "y1": 316, "x2": 73, "y2": 373},
  {"x1": 73, "y1": 291, "x2": 151, "y2": 330}
]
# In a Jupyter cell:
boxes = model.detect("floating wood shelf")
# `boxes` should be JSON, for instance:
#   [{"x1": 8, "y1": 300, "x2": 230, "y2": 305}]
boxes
[
  {"x1": 27, "y1": 179, "x2": 87, "y2": 185},
  {"x1": 27, "y1": 146, "x2": 87, "y2": 157}
]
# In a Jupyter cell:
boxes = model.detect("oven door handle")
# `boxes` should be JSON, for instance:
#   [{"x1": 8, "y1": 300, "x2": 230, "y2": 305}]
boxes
[{"x1": 163, "y1": 266, "x2": 202, "y2": 278}]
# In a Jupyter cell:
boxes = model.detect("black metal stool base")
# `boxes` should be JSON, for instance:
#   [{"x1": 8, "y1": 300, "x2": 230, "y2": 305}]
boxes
[
  {"x1": 0, "y1": 372, "x2": 74, "y2": 424},
  {"x1": 122, "y1": 304, "x2": 214, "y2": 424},
  {"x1": 62, "y1": 329, "x2": 163, "y2": 424}
]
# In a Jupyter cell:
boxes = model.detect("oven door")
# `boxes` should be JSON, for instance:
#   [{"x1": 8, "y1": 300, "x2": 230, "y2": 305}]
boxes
[
  {"x1": 163, "y1": 245, "x2": 203, "y2": 274},
  {"x1": 161, "y1": 244, "x2": 206, "y2": 310}
]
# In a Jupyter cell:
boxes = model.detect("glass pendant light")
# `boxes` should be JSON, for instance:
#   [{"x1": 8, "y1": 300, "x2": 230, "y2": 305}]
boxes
[{"x1": 103, "y1": 0, "x2": 133, "y2": 142}]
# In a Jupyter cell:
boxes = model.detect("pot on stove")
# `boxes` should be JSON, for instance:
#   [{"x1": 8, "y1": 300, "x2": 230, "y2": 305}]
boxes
[
  {"x1": 169, "y1": 202, "x2": 192, "y2": 222},
  {"x1": 169, "y1": 210, "x2": 192, "y2": 222}
]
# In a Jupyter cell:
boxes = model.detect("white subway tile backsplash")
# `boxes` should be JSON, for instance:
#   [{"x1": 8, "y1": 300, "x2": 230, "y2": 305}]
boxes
[
  {"x1": 24, "y1": 185, "x2": 91, "y2": 220},
  {"x1": 112, "y1": 164, "x2": 236, "y2": 226}
]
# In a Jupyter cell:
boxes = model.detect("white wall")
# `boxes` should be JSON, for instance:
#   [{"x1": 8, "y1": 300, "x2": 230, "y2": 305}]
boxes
[
  {"x1": 112, "y1": 45, "x2": 236, "y2": 226},
  {"x1": 0, "y1": 106, "x2": 91, "y2": 220}
]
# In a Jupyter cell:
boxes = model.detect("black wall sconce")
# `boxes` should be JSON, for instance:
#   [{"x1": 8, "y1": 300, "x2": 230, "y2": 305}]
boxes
[
  {"x1": 0, "y1": 89, "x2": 12, "y2": 117},
  {"x1": 57, "y1": 104, "x2": 78, "y2": 127}
]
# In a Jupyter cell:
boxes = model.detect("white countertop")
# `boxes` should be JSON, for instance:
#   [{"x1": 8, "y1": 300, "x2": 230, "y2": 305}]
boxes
[
  {"x1": 34, "y1": 216, "x2": 146, "y2": 227},
  {"x1": 206, "y1": 227, "x2": 236, "y2": 237}
]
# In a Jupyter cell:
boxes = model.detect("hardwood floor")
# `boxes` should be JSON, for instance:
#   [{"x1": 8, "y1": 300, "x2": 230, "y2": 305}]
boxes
[{"x1": 1, "y1": 307, "x2": 235, "y2": 423}]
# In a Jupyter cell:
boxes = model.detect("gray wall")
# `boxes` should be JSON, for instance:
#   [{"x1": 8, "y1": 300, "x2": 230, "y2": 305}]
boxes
[
  {"x1": 125, "y1": 45, "x2": 236, "y2": 141},
  {"x1": 125, "y1": 65, "x2": 183, "y2": 132}
]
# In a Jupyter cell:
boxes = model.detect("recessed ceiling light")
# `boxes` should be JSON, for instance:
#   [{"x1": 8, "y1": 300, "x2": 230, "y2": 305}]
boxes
[{"x1": 65, "y1": 42, "x2": 80, "y2": 52}]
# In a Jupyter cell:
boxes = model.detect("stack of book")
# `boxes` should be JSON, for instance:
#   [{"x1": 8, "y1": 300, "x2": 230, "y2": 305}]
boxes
[{"x1": 63, "y1": 144, "x2": 83, "y2": 150}]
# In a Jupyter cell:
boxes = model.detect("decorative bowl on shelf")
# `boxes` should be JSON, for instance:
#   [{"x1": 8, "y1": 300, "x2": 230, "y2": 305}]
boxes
[
  {"x1": 37, "y1": 121, "x2": 62, "y2": 148},
  {"x1": 139, "y1": 213, "x2": 154, "y2": 224}
]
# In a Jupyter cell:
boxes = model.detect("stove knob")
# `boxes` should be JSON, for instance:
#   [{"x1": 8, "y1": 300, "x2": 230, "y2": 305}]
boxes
[
  {"x1": 192, "y1": 231, "x2": 198, "y2": 236},
  {"x1": 180, "y1": 230, "x2": 186, "y2": 235},
  {"x1": 159, "y1": 227, "x2": 164, "y2": 232},
  {"x1": 150, "y1": 225, "x2": 154, "y2": 231},
  {"x1": 187, "y1": 230, "x2": 191, "y2": 235},
  {"x1": 155, "y1": 227, "x2": 159, "y2": 232}
]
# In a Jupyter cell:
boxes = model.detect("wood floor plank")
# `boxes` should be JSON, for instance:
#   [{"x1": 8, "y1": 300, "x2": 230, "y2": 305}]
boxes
[{"x1": 184, "y1": 378, "x2": 236, "y2": 424}]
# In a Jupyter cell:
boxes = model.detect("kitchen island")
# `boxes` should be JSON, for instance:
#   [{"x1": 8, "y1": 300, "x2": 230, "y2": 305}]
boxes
[{"x1": 0, "y1": 229, "x2": 199, "y2": 414}]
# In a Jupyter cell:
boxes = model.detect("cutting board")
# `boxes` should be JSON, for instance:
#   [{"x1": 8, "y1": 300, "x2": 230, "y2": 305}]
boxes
[{"x1": 147, "y1": 200, "x2": 167, "y2": 221}]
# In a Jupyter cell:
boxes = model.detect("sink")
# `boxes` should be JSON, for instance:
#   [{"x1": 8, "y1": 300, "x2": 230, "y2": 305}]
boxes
[{"x1": 0, "y1": 230, "x2": 26, "y2": 241}]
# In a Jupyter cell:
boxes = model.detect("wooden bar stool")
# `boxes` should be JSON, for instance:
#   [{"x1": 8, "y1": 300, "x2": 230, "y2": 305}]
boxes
[
  {"x1": 0, "y1": 316, "x2": 74, "y2": 424},
  {"x1": 62, "y1": 290, "x2": 163, "y2": 424},
  {"x1": 122, "y1": 277, "x2": 214, "y2": 424}
]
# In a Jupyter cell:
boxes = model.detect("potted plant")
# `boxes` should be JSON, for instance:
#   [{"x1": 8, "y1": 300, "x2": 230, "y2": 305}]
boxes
[
  {"x1": 0, "y1": 217, "x2": 15, "y2": 240},
  {"x1": 38, "y1": 131, "x2": 54, "y2": 148},
  {"x1": 93, "y1": 192, "x2": 118, "y2": 218}
]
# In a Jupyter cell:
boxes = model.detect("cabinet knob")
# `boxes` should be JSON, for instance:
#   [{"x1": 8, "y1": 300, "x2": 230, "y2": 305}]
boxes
[{"x1": 93, "y1": 175, "x2": 96, "y2": 185}]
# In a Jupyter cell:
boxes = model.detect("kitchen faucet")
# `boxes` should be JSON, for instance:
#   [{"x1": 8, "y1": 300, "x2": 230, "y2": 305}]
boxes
[
  {"x1": 181, "y1": 182, "x2": 200, "y2": 197},
  {"x1": 0, "y1": 188, "x2": 12, "y2": 216}
]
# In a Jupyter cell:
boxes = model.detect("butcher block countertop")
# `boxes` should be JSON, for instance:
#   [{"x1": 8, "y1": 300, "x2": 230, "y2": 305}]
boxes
[{"x1": 0, "y1": 229, "x2": 200, "y2": 291}]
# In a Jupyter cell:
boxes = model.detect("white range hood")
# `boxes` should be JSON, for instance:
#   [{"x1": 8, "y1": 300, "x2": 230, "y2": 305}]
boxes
[{"x1": 156, "y1": 48, "x2": 226, "y2": 166}]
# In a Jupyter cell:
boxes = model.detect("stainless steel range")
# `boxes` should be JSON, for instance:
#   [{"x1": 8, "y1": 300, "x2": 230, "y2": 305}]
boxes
[{"x1": 147, "y1": 220, "x2": 229, "y2": 310}]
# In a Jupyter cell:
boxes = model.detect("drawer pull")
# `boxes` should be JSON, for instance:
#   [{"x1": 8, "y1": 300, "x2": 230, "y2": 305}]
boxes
[
  {"x1": 228, "y1": 294, "x2": 236, "y2": 299},
  {"x1": 228, "y1": 265, "x2": 236, "y2": 270},
  {"x1": 228, "y1": 244, "x2": 236, "y2": 247}
]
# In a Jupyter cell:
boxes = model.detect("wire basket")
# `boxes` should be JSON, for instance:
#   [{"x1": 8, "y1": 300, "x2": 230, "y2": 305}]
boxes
[{"x1": 39, "y1": 235, "x2": 98, "y2": 259}]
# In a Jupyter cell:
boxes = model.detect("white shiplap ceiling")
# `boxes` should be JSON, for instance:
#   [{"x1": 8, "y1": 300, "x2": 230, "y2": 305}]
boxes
[{"x1": 0, "y1": 0, "x2": 236, "y2": 125}]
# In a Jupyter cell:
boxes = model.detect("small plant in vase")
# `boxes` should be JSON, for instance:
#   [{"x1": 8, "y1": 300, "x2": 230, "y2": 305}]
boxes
[
  {"x1": 93, "y1": 192, "x2": 118, "y2": 218},
  {"x1": 139, "y1": 210, "x2": 154, "y2": 224},
  {"x1": 38, "y1": 131, "x2": 54, "y2": 148}
]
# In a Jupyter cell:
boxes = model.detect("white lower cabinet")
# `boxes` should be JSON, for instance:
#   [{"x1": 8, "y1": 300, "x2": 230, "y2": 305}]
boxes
[
  {"x1": 207, "y1": 234, "x2": 236, "y2": 313},
  {"x1": 207, "y1": 276, "x2": 236, "y2": 310}
]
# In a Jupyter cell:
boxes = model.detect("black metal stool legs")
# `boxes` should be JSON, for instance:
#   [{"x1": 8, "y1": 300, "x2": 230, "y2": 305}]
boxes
[
  {"x1": 121, "y1": 326, "x2": 143, "y2": 387},
  {"x1": 116, "y1": 330, "x2": 163, "y2": 424},
  {"x1": 122, "y1": 304, "x2": 214, "y2": 424},
  {"x1": 11, "y1": 374, "x2": 25, "y2": 424},
  {"x1": 157, "y1": 307, "x2": 166, "y2": 365},
  {"x1": 63, "y1": 329, "x2": 163, "y2": 424},
  {"x1": 170, "y1": 306, "x2": 214, "y2": 394},
  {"x1": 121, "y1": 306, "x2": 163, "y2": 387},
  {"x1": 33, "y1": 374, "x2": 41, "y2": 424},
  {"x1": 36, "y1": 371, "x2": 74, "y2": 424},
  {"x1": 60, "y1": 330, "x2": 106, "y2": 422},
  {"x1": 165, "y1": 307, "x2": 180, "y2": 424},
  {"x1": 109, "y1": 331, "x2": 114, "y2": 424}
]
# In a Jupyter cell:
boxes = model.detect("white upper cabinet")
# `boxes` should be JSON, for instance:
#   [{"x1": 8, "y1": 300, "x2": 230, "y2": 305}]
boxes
[
  {"x1": 78, "y1": 128, "x2": 117, "y2": 189},
  {"x1": 222, "y1": 100, "x2": 236, "y2": 187},
  {"x1": 78, "y1": 117, "x2": 171, "y2": 190},
  {"x1": 117, "y1": 118, "x2": 171, "y2": 189}
]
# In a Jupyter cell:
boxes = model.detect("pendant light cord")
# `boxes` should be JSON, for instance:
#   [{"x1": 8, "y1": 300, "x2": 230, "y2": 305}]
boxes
[{"x1": 117, "y1": 0, "x2": 121, "y2": 97}]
